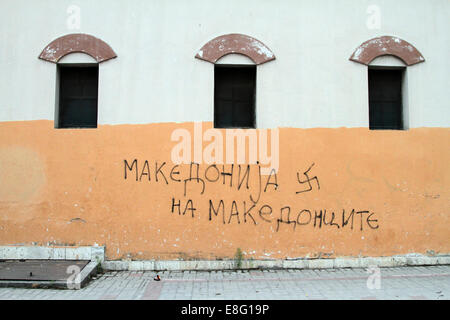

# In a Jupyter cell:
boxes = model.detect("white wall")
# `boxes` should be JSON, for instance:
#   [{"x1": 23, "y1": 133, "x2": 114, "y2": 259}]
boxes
[{"x1": 0, "y1": 0, "x2": 448, "y2": 128}]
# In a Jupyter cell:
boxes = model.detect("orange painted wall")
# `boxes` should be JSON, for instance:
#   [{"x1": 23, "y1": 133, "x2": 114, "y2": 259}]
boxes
[{"x1": 0, "y1": 120, "x2": 449, "y2": 260}]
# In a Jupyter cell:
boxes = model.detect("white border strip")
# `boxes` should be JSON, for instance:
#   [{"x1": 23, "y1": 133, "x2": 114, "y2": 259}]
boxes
[
  {"x1": 1, "y1": 247, "x2": 448, "y2": 271},
  {"x1": 0, "y1": 246, "x2": 105, "y2": 262},
  {"x1": 102, "y1": 254, "x2": 450, "y2": 271}
]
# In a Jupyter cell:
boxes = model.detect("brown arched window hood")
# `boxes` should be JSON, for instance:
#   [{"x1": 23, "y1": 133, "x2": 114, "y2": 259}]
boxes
[
  {"x1": 195, "y1": 33, "x2": 276, "y2": 65},
  {"x1": 39, "y1": 33, "x2": 117, "y2": 64},
  {"x1": 349, "y1": 36, "x2": 425, "y2": 66}
]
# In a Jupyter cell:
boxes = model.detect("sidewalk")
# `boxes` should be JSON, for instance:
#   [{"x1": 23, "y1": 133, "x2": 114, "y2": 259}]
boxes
[{"x1": 0, "y1": 265, "x2": 448, "y2": 300}]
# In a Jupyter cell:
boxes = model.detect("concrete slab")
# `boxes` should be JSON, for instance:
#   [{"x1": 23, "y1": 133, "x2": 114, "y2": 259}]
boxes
[{"x1": 0, "y1": 260, "x2": 98, "y2": 290}]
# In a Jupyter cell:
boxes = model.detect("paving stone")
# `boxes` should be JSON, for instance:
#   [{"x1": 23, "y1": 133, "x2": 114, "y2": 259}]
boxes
[{"x1": 0, "y1": 266, "x2": 449, "y2": 300}]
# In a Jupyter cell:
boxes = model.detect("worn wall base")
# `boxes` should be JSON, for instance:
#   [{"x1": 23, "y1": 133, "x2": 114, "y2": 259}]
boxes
[
  {"x1": 102, "y1": 254, "x2": 450, "y2": 271},
  {"x1": 1, "y1": 247, "x2": 448, "y2": 271}
]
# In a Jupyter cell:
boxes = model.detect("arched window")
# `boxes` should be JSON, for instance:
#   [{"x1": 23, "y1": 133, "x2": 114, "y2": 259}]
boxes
[
  {"x1": 349, "y1": 36, "x2": 425, "y2": 130},
  {"x1": 196, "y1": 34, "x2": 275, "y2": 129},
  {"x1": 39, "y1": 33, "x2": 117, "y2": 129}
]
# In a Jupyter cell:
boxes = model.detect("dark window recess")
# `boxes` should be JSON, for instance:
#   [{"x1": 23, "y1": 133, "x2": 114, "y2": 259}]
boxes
[
  {"x1": 214, "y1": 65, "x2": 256, "y2": 128},
  {"x1": 368, "y1": 69, "x2": 404, "y2": 130},
  {"x1": 58, "y1": 66, "x2": 99, "y2": 128}
]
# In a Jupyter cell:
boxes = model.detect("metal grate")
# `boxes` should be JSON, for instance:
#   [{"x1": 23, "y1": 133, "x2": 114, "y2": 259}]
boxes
[{"x1": 0, "y1": 260, "x2": 90, "y2": 281}]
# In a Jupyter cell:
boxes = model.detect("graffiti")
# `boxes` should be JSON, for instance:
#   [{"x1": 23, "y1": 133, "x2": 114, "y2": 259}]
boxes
[
  {"x1": 276, "y1": 208, "x2": 379, "y2": 232},
  {"x1": 171, "y1": 198, "x2": 196, "y2": 218},
  {"x1": 171, "y1": 198, "x2": 378, "y2": 232},
  {"x1": 296, "y1": 162, "x2": 320, "y2": 195},
  {"x1": 124, "y1": 159, "x2": 170, "y2": 184},
  {"x1": 124, "y1": 160, "x2": 279, "y2": 199},
  {"x1": 123, "y1": 159, "x2": 380, "y2": 233}
]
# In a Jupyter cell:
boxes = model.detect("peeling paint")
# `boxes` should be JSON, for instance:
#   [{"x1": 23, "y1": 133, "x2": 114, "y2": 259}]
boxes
[{"x1": 69, "y1": 218, "x2": 86, "y2": 224}]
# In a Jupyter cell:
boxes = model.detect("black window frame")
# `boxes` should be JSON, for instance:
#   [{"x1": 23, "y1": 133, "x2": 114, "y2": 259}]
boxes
[
  {"x1": 214, "y1": 64, "x2": 256, "y2": 129},
  {"x1": 368, "y1": 66, "x2": 406, "y2": 130},
  {"x1": 56, "y1": 64, "x2": 99, "y2": 129}
]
